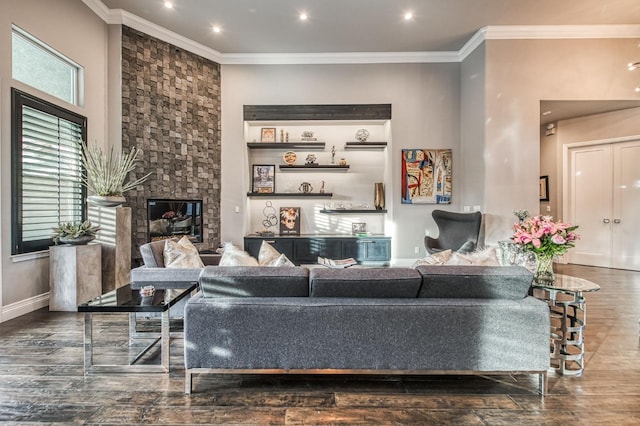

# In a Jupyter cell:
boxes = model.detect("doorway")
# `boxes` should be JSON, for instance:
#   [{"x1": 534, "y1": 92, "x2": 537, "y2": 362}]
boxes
[{"x1": 565, "y1": 138, "x2": 640, "y2": 270}]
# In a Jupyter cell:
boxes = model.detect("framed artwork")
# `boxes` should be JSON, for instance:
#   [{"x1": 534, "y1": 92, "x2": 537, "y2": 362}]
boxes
[
  {"x1": 279, "y1": 207, "x2": 300, "y2": 236},
  {"x1": 540, "y1": 176, "x2": 549, "y2": 201},
  {"x1": 261, "y1": 127, "x2": 276, "y2": 142},
  {"x1": 252, "y1": 164, "x2": 275, "y2": 193},
  {"x1": 401, "y1": 149, "x2": 452, "y2": 204}
]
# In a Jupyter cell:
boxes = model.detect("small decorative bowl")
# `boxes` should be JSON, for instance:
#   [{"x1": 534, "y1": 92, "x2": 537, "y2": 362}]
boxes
[{"x1": 139, "y1": 285, "x2": 155, "y2": 297}]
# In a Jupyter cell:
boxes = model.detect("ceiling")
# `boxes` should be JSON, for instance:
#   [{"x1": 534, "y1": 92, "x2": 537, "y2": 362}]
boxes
[
  {"x1": 95, "y1": 0, "x2": 640, "y2": 122},
  {"x1": 99, "y1": 0, "x2": 640, "y2": 54}
]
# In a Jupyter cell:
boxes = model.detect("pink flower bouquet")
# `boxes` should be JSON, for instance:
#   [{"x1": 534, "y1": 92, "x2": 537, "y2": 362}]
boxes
[{"x1": 512, "y1": 215, "x2": 580, "y2": 257}]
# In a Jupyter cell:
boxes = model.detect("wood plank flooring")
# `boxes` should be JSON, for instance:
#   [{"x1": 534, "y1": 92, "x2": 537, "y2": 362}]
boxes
[{"x1": 0, "y1": 264, "x2": 639, "y2": 424}]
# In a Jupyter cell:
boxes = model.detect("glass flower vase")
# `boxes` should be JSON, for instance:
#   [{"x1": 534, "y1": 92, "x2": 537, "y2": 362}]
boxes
[{"x1": 534, "y1": 252, "x2": 555, "y2": 283}]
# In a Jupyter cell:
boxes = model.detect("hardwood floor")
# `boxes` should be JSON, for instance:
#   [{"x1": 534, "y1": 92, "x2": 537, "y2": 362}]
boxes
[{"x1": 1, "y1": 264, "x2": 639, "y2": 424}]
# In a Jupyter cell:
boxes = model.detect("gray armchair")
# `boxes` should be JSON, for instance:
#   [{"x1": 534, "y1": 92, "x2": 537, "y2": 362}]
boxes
[{"x1": 424, "y1": 210, "x2": 482, "y2": 254}]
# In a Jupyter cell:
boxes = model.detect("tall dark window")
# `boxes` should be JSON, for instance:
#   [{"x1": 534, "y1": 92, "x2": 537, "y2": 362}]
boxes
[{"x1": 11, "y1": 89, "x2": 87, "y2": 254}]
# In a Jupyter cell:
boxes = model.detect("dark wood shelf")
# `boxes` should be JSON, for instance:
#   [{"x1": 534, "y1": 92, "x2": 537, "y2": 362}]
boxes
[
  {"x1": 247, "y1": 142, "x2": 325, "y2": 150},
  {"x1": 247, "y1": 192, "x2": 333, "y2": 198},
  {"x1": 320, "y1": 209, "x2": 387, "y2": 214},
  {"x1": 279, "y1": 165, "x2": 349, "y2": 171},
  {"x1": 344, "y1": 141, "x2": 387, "y2": 150}
]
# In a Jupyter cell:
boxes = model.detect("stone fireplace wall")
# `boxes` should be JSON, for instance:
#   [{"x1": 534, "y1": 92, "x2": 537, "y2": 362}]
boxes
[{"x1": 121, "y1": 26, "x2": 221, "y2": 259}]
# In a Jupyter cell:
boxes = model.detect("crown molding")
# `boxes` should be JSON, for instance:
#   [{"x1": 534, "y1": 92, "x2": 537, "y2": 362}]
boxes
[
  {"x1": 82, "y1": 0, "x2": 109, "y2": 21},
  {"x1": 222, "y1": 51, "x2": 460, "y2": 65},
  {"x1": 485, "y1": 24, "x2": 640, "y2": 40},
  {"x1": 83, "y1": 1, "x2": 640, "y2": 65}
]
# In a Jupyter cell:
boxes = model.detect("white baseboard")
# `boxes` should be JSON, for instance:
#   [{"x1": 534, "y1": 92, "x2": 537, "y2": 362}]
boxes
[{"x1": 1, "y1": 292, "x2": 49, "y2": 323}]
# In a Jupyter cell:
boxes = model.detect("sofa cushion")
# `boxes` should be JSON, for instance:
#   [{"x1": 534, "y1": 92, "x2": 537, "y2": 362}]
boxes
[
  {"x1": 415, "y1": 265, "x2": 533, "y2": 299},
  {"x1": 309, "y1": 268, "x2": 422, "y2": 298},
  {"x1": 199, "y1": 266, "x2": 309, "y2": 297}
]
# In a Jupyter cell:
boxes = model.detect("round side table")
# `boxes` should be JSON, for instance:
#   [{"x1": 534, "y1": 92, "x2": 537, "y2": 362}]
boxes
[{"x1": 532, "y1": 274, "x2": 600, "y2": 376}]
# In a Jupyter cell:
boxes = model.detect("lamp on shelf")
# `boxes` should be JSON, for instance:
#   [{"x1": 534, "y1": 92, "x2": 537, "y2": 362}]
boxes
[{"x1": 628, "y1": 61, "x2": 640, "y2": 92}]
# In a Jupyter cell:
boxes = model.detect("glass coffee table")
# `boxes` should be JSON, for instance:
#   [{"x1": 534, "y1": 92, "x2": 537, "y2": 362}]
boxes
[
  {"x1": 532, "y1": 274, "x2": 600, "y2": 376},
  {"x1": 78, "y1": 283, "x2": 197, "y2": 374}
]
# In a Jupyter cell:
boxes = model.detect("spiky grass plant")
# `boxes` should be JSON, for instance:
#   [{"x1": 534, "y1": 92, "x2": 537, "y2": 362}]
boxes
[
  {"x1": 52, "y1": 220, "x2": 101, "y2": 244},
  {"x1": 81, "y1": 141, "x2": 151, "y2": 196}
]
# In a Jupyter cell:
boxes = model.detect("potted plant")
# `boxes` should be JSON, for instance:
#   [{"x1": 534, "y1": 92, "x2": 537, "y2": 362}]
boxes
[
  {"x1": 52, "y1": 220, "x2": 101, "y2": 245},
  {"x1": 81, "y1": 141, "x2": 152, "y2": 207}
]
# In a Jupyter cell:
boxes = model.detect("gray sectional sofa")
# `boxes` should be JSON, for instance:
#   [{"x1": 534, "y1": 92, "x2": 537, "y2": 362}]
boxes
[{"x1": 184, "y1": 265, "x2": 550, "y2": 395}]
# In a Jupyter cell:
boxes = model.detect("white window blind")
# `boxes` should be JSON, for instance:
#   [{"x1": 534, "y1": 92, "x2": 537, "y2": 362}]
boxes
[{"x1": 12, "y1": 89, "x2": 87, "y2": 254}]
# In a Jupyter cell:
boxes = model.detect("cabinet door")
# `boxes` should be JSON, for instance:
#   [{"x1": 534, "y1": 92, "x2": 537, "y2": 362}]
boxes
[
  {"x1": 359, "y1": 239, "x2": 391, "y2": 261},
  {"x1": 342, "y1": 238, "x2": 391, "y2": 262},
  {"x1": 294, "y1": 238, "x2": 342, "y2": 263}
]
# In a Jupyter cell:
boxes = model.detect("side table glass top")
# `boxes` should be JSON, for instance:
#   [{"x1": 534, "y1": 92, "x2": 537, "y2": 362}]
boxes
[
  {"x1": 78, "y1": 284, "x2": 196, "y2": 313},
  {"x1": 532, "y1": 274, "x2": 600, "y2": 293}
]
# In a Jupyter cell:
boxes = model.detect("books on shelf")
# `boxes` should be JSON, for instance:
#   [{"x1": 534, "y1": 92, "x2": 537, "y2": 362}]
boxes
[{"x1": 317, "y1": 256, "x2": 357, "y2": 269}]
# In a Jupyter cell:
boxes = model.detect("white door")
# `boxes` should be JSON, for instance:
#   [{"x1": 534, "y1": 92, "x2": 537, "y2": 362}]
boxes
[
  {"x1": 567, "y1": 145, "x2": 613, "y2": 267},
  {"x1": 567, "y1": 139, "x2": 640, "y2": 271},
  {"x1": 612, "y1": 141, "x2": 640, "y2": 270}
]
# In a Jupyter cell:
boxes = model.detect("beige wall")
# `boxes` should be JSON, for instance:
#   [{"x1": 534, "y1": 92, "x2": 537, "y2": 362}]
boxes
[
  {"x1": 480, "y1": 38, "x2": 640, "y2": 244},
  {"x1": 220, "y1": 63, "x2": 461, "y2": 260},
  {"x1": 0, "y1": 0, "x2": 108, "y2": 319}
]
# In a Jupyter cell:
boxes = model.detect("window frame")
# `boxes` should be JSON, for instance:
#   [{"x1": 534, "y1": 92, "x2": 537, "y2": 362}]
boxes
[{"x1": 11, "y1": 88, "x2": 88, "y2": 255}]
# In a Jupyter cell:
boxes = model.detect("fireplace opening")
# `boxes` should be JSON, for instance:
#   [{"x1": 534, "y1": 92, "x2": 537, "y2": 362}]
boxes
[{"x1": 147, "y1": 199, "x2": 203, "y2": 243}]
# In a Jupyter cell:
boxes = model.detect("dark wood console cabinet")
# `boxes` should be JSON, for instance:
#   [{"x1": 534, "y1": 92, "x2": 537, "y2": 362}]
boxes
[{"x1": 244, "y1": 235, "x2": 391, "y2": 265}]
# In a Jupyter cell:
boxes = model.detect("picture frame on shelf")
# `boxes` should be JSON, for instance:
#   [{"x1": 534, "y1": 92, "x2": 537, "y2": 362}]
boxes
[
  {"x1": 252, "y1": 164, "x2": 275, "y2": 194},
  {"x1": 261, "y1": 127, "x2": 276, "y2": 142},
  {"x1": 540, "y1": 175, "x2": 549, "y2": 201},
  {"x1": 279, "y1": 207, "x2": 300, "y2": 236}
]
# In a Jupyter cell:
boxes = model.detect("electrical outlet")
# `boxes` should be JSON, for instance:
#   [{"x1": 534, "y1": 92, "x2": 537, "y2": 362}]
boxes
[
  {"x1": 414, "y1": 246, "x2": 420, "y2": 254},
  {"x1": 546, "y1": 205, "x2": 551, "y2": 212},
  {"x1": 234, "y1": 206, "x2": 240, "y2": 213}
]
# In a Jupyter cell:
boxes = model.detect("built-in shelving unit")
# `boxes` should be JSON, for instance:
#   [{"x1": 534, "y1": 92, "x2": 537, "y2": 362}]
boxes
[
  {"x1": 244, "y1": 104, "x2": 391, "y2": 239},
  {"x1": 279, "y1": 165, "x2": 350, "y2": 171}
]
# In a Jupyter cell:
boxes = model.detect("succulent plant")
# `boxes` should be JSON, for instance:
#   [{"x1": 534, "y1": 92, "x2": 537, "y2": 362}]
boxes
[{"x1": 52, "y1": 220, "x2": 101, "y2": 244}]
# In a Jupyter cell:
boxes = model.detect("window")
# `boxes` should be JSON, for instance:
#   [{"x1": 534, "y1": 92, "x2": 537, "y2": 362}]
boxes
[
  {"x1": 12, "y1": 25, "x2": 82, "y2": 106},
  {"x1": 11, "y1": 89, "x2": 87, "y2": 255}
]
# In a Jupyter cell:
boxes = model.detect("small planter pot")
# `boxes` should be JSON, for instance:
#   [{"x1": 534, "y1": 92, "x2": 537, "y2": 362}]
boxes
[
  {"x1": 59, "y1": 235, "x2": 96, "y2": 245},
  {"x1": 87, "y1": 195, "x2": 126, "y2": 207}
]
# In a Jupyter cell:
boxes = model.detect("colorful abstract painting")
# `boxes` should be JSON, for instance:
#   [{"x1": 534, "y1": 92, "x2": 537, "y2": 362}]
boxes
[{"x1": 401, "y1": 149, "x2": 452, "y2": 204}]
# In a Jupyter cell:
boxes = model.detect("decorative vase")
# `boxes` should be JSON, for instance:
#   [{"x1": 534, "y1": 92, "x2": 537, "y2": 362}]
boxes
[
  {"x1": 374, "y1": 182, "x2": 385, "y2": 210},
  {"x1": 59, "y1": 235, "x2": 95, "y2": 245},
  {"x1": 87, "y1": 195, "x2": 125, "y2": 207},
  {"x1": 534, "y1": 252, "x2": 555, "y2": 283}
]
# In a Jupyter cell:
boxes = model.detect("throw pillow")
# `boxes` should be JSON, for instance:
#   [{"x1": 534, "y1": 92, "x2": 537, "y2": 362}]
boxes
[
  {"x1": 163, "y1": 236, "x2": 205, "y2": 268},
  {"x1": 218, "y1": 242, "x2": 259, "y2": 266},
  {"x1": 265, "y1": 253, "x2": 295, "y2": 267},
  {"x1": 412, "y1": 249, "x2": 453, "y2": 268},
  {"x1": 446, "y1": 247, "x2": 500, "y2": 266},
  {"x1": 258, "y1": 241, "x2": 295, "y2": 267}
]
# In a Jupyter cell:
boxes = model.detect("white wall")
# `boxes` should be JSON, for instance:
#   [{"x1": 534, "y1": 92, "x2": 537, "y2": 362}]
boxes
[
  {"x1": 0, "y1": 0, "x2": 109, "y2": 321},
  {"x1": 480, "y1": 38, "x2": 640, "y2": 245},
  {"x1": 220, "y1": 63, "x2": 461, "y2": 260}
]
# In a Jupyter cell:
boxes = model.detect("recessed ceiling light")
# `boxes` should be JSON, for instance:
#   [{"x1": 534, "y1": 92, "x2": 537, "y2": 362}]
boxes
[
  {"x1": 164, "y1": 1, "x2": 173, "y2": 9},
  {"x1": 404, "y1": 11, "x2": 414, "y2": 21},
  {"x1": 299, "y1": 12, "x2": 308, "y2": 21},
  {"x1": 212, "y1": 25, "x2": 222, "y2": 34}
]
